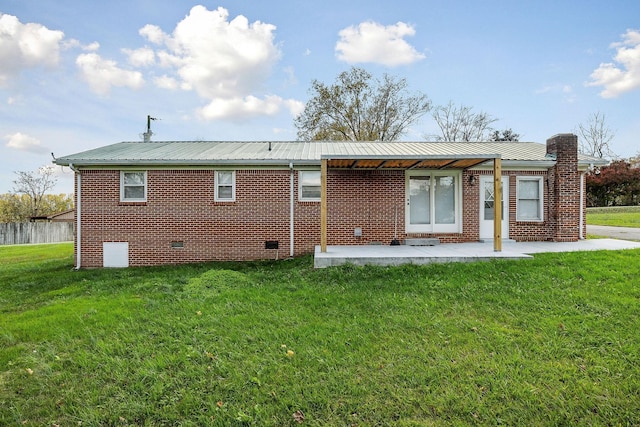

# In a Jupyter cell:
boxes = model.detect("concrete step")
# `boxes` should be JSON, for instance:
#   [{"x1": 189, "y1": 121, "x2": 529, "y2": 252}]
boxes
[
  {"x1": 404, "y1": 238, "x2": 440, "y2": 246},
  {"x1": 478, "y1": 238, "x2": 516, "y2": 243}
]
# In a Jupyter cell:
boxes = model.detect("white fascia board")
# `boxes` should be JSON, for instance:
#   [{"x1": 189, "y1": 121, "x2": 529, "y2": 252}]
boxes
[
  {"x1": 57, "y1": 159, "x2": 321, "y2": 169},
  {"x1": 470, "y1": 160, "x2": 556, "y2": 170}
]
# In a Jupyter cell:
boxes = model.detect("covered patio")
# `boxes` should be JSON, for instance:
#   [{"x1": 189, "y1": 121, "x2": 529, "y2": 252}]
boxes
[
  {"x1": 318, "y1": 150, "x2": 506, "y2": 254},
  {"x1": 314, "y1": 239, "x2": 640, "y2": 268}
]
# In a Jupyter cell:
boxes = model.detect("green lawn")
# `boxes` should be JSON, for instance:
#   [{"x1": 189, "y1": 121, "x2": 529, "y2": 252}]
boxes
[
  {"x1": 587, "y1": 206, "x2": 640, "y2": 228},
  {"x1": 2, "y1": 243, "x2": 640, "y2": 426}
]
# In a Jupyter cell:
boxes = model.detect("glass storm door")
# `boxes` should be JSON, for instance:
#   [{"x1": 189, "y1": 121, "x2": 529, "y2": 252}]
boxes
[
  {"x1": 406, "y1": 173, "x2": 459, "y2": 233},
  {"x1": 479, "y1": 176, "x2": 509, "y2": 239}
]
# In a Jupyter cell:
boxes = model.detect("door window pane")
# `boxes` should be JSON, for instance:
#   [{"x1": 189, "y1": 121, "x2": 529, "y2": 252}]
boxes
[
  {"x1": 435, "y1": 175, "x2": 455, "y2": 224},
  {"x1": 409, "y1": 176, "x2": 430, "y2": 224},
  {"x1": 483, "y1": 180, "x2": 505, "y2": 220}
]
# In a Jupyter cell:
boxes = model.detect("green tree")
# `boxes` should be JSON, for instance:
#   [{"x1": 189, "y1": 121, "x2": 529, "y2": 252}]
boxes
[
  {"x1": 586, "y1": 160, "x2": 640, "y2": 207},
  {"x1": 490, "y1": 128, "x2": 520, "y2": 141},
  {"x1": 0, "y1": 193, "x2": 73, "y2": 222},
  {"x1": 295, "y1": 67, "x2": 431, "y2": 141},
  {"x1": 0, "y1": 194, "x2": 31, "y2": 222}
]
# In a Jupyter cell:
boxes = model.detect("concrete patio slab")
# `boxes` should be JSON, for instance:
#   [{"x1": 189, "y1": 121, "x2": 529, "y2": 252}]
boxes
[{"x1": 314, "y1": 239, "x2": 640, "y2": 268}]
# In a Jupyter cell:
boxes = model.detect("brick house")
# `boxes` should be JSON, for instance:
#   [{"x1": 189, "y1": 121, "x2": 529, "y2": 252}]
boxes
[{"x1": 54, "y1": 133, "x2": 605, "y2": 268}]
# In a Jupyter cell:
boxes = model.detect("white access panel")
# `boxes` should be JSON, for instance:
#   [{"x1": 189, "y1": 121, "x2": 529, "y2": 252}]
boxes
[{"x1": 103, "y1": 242, "x2": 129, "y2": 268}]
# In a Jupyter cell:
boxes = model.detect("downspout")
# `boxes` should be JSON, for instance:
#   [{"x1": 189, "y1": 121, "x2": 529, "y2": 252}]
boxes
[
  {"x1": 289, "y1": 162, "x2": 295, "y2": 257},
  {"x1": 69, "y1": 164, "x2": 81, "y2": 269},
  {"x1": 579, "y1": 171, "x2": 585, "y2": 239}
]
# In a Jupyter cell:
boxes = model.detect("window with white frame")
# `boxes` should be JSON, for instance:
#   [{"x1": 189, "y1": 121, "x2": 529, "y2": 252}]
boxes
[
  {"x1": 215, "y1": 171, "x2": 235, "y2": 201},
  {"x1": 299, "y1": 171, "x2": 321, "y2": 201},
  {"x1": 516, "y1": 177, "x2": 543, "y2": 221},
  {"x1": 120, "y1": 171, "x2": 147, "y2": 202}
]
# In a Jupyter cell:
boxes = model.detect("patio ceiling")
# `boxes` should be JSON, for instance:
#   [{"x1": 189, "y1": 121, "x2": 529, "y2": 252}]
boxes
[{"x1": 327, "y1": 157, "x2": 492, "y2": 170}]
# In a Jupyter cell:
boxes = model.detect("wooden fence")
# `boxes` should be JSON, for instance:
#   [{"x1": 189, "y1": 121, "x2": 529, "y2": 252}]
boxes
[{"x1": 0, "y1": 222, "x2": 74, "y2": 245}]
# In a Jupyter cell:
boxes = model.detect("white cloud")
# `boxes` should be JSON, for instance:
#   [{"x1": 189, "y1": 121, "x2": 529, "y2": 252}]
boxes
[
  {"x1": 534, "y1": 84, "x2": 576, "y2": 103},
  {"x1": 137, "y1": 5, "x2": 287, "y2": 120},
  {"x1": 199, "y1": 95, "x2": 304, "y2": 120},
  {"x1": 123, "y1": 47, "x2": 156, "y2": 67},
  {"x1": 0, "y1": 13, "x2": 65, "y2": 86},
  {"x1": 76, "y1": 52, "x2": 145, "y2": 95},
  {"x1": 588, "y1": 29, "x2": 640, "y2": 98},
  {"x1": 335, "y1": 21, "x2": 425, "y2": 66},
  {"x1": 62, "y1": 39, "x2": 98, "y2": 52},
  {"x1": 139, "y1": 24, "x2": 167, "y2": 45},
  {"x1": 283, "y1": 66, "x2": 297, "y2": 85},
  {"x1": 154, "y1": 75, "x2": 179, "y2": 90},
  {"x1": 4, "y1": 132, "x2": 47, "y2": 154},
  {"x1": 83, "y1": 41, "x2": 100, "y2": 52}
]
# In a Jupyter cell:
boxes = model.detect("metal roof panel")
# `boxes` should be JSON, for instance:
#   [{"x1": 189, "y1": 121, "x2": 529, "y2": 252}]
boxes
[{"x1": 54, "y1": 140, "x2": 608, "y2": 167}]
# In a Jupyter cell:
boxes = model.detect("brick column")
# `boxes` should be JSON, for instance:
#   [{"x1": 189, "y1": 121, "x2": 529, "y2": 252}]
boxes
[{"x1": 547, "y1": 134, "x2": 579, "y2": 241}]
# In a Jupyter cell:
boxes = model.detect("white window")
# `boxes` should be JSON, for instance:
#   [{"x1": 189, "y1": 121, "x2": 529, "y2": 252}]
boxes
[
  {"x1": 517, "y1": 177, "x2": 543, "y2": 221},
  {"x1": 406, "y1": 171, "x2": 460, "y2": 233},
  {"x1": 215, "y1": 171, "x2": 235, "y2": 201},
  {"x1": 299, "y1": 171, "x2": 321, "y2": 201},
  {"x1": 120, "y1": 171, "x2": 147, "y2": 202}
]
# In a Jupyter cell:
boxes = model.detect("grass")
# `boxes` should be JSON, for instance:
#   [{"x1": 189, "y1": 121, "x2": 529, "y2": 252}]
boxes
[
  {"x1": 2, "y1": 243, "x2": 640, "y2": 425},
  {"x1": 587, "y1": 206, "x2": 640, "y2": 228}
]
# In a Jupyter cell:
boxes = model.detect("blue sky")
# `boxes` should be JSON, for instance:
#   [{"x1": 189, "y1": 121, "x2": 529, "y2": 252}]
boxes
[{"x1": 2, "y1": 0, "x2": 639, "y2": 194}]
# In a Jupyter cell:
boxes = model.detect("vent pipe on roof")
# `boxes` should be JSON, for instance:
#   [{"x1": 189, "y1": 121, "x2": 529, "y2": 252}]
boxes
[
  {"x1": 143, "y1": 115, "x2": 158, "y2": 142},
  {"x1": 269, "y1": 141, "x2": 272, "y2": 151}
]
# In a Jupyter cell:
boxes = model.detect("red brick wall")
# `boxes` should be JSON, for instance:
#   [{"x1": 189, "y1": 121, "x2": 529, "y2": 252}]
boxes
[
  {"x1": 546, "y1": 134, "x2": 580, "y2": 241},
  {"x1": 326, "y1": 170, "x2": 404, "y2": 245},
  {"x1": 79, "y1": 169, "x2": 296, "y2": 267},
  {"x1": 75, "y1": 141, "x2": 581, "y2": 267}
]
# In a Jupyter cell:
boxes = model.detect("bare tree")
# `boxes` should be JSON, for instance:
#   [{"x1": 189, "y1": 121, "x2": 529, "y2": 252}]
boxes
[
  {"x1": 430, "y1": 101, "x2": 498, "y2": 141},
  {"x1": 576, "y1": 112, "x2": 617, "y2": 159},
  {"x1": 12, "y1": 165, "x2": 58, "y2": 218},
  {"x1": 295, "y1": 67, "x2": 431, "y2": 141}
]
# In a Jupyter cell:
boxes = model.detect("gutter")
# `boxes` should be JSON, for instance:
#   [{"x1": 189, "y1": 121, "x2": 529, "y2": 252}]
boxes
[
  {"x1": 68, "y1": 164, "x2": 81, "y2": 270},
  {"x1": 290, "y1": 162, "x2": 294, "y2": 258},
  {"x1": 580, "y1": 171, "x2": 585, "y2": 239},
  {"x1": 53, "y1": 159, "x2": 322, "y2": 167}
]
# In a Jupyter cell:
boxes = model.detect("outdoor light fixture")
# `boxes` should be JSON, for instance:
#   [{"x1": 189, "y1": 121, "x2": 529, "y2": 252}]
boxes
[{"x1": 469, "y1": 174, "x2": 477, "y2": 185}]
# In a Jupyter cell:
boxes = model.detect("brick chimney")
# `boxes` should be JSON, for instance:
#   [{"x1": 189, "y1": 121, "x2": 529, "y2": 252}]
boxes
[{"x1": 546, "y1": 134, "x2": 579, "y2": 241}]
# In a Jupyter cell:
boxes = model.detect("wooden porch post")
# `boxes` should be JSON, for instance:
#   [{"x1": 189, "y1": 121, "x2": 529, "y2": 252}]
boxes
[
  {"x1": 320, "y1": 158, "x2": 328, "y2": 253},
  {"x1": 493, "y1": 157, "x2": 502, "y2": 252}
]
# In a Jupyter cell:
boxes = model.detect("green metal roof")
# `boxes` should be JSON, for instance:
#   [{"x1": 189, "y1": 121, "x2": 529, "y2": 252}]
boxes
[{"x1": 53, "y1": 140, "x2": 607, "y2": 167}]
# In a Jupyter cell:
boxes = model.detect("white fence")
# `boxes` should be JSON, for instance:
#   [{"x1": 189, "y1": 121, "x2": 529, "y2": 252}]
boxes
[{"x1": 0, "y1": 222, "x2": 74, "y2": 245}]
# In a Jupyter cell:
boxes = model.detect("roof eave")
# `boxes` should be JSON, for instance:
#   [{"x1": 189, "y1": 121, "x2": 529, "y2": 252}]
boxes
[
  {"x1": 54, "y1": 158, "x2": 319, "y2": 167},
  {"x1": 321, "y1": 153, "x2": 500, "y2": 160}
]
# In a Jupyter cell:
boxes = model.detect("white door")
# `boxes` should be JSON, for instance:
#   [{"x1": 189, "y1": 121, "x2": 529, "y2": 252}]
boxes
[
  {"x1": 479, "y1": 176, "x2": 509, "y2": 240},
  {"x1": 406, "y1": 172, "x2": 460, "y2": 233}
]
